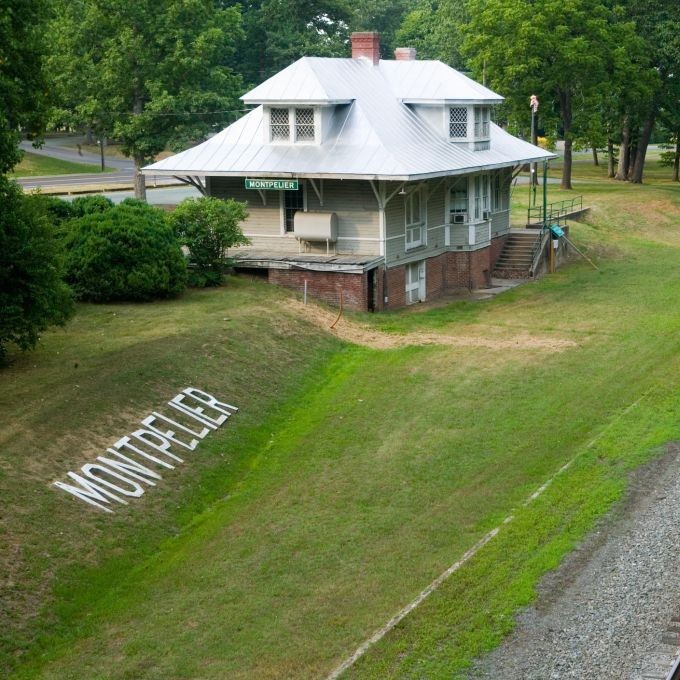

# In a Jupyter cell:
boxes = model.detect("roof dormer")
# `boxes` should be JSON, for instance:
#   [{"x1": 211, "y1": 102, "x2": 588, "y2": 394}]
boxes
[
  {"x1": 265, "y1": 106, "x2": 321, "y2": 145},
  {"x1": 447, "y1": 104, "x2": 491, "y2": 150}
]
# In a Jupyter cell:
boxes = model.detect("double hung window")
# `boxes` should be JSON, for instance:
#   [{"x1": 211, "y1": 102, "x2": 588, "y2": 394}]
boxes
[
  {"x1": 405, "y1": 189, "x2": 424, "y2": 249},
  {"x1": 474, "y1": 107, "x2": 490, "y2": 138},
  {"x1": 449, "y1": 177, "x2": 468, "y2": 221},
  {"x1": 473, "y1": 175, "x2": 490, "y2": 220}
]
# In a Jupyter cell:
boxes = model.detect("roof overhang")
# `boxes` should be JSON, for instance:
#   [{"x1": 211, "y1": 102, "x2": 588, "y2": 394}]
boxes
[{"x1": 142, "y1": 155, "x2": 556, "y2": 182}]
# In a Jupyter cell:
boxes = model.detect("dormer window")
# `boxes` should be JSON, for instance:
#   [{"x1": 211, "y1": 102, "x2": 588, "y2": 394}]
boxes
[
  {"x1": 270, "y1": 108, "x2": 290, "y2": 140},
  {"x1": 449, "y1": 107, "x2": 468, "y2": 139},
  {"x1": 474, "y1": 107, "x2": 490, "y2": 138},
  {"x1": 446, "y1": 105, "x2": 492, "y2": 150},
  {"x1": 268, "y1": 107, "x2": 317, "y2": 144},
  {"x1": 295, "y1": 108, "x2": 315, "y2": 141}
]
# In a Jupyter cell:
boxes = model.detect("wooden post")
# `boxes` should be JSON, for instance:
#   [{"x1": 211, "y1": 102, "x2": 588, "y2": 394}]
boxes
[{"x1": 550, "y1": 237, "x2": 555, "y2": 273}]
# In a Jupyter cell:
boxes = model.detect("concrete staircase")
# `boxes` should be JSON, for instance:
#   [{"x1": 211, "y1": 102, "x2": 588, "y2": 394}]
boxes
[{"x1": 493, "y1": 230, "x2": 541, "y2": 279}]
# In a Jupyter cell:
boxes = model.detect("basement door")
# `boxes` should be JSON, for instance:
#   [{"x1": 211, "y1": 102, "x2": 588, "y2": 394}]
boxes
[{"x1": 405, "y1": 261, "x2": 426, "y2": 304}]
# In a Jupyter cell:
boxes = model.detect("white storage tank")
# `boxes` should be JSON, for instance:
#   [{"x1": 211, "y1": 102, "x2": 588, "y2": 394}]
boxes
[{"x1": 293, "y1": 211, "x2": 338, "y2": 242}]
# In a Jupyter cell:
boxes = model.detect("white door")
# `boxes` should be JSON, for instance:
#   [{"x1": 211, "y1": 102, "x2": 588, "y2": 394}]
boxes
[{"x1": 406, "y1": 261, "x2": 426, "y2": 304}]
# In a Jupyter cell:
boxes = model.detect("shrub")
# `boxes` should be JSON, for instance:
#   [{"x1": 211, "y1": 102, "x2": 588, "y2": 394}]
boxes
[
  {"x1": 71, "y1": 194, "x2": 114, "y2": 217},
  {"x1": 170, "y1": 196, "x2": 249, "y2": 287},
  {"x1": 30, "y1": 194, "x2": 77, "y2": 225},
  {"x1": 0, "y1": 179, "x2": 73, "y2": 361},
  {"x1": 65, "y1": 202, "x2": 186, "y2": 302}
]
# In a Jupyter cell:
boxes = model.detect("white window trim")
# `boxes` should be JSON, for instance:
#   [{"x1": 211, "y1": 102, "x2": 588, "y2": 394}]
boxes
[
  {"x1": 472, "y1": 173, "x2": 491, "y2": 222},
  {"x1": 405, "y1": 260, "x2": 426, "y2": 305},
  {"x1": 404, "y1": 188, "x2": 425, "y2": 250},
  {"x1": 447, "y1": 105, "x2": 470, "y2": 141}
]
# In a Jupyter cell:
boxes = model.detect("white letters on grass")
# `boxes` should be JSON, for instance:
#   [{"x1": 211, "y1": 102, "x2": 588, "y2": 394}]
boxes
[{"x1": 52, "y1": 388, "x2": 238, "y2": 514}]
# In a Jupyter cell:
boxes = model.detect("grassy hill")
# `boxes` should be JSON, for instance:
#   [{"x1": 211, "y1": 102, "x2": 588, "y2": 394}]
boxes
[
  {"x1": 3, "y1": 156, "x2": 680, "y2": 679},
  {"x1": 11, "y1": 151, "x2": 114, "y2": 177}
]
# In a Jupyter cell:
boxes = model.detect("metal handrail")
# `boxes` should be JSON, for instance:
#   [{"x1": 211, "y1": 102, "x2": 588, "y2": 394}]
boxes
[
  {"x1": 528, "y1": 196, "x2": 583, "y2": 225},
  {"x1": 529, "y1": 228, "x2": 550, "y2": 277}
]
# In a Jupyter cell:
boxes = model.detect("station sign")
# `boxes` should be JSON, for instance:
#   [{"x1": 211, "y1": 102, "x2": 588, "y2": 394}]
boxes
[{"x1": 245, "y1": 179, "x2": 299, "y2": 190}]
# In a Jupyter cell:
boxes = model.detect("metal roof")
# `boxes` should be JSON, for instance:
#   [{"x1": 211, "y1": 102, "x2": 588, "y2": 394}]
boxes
[{"x1": 144, "y1": 57, "x2": 554, "y2": 181}]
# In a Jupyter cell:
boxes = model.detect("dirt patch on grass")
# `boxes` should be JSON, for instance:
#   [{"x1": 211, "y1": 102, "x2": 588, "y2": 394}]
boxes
[{"x1": 283, "y1": 299, "x2": 577, "y2": 352}]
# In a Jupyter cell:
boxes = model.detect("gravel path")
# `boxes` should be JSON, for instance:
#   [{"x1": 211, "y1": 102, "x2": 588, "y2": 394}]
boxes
[{"x1": 469, "y1": 443, "x2": 680, "y2": 680}]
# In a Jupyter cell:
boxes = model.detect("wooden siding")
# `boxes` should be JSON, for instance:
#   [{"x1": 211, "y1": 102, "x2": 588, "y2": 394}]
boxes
[
  {"x1": 475, "y1": 222, "x2": 490, "y2": 244},
  {"x1": 210, "y1": 177, "x2": 380, "y2": 256},
  {"x1": 491, "y1": 209, "x2": 510, "y2": 237},
  {"x1": 210, "y1": 177, "x2": 282, "y2": 237}
]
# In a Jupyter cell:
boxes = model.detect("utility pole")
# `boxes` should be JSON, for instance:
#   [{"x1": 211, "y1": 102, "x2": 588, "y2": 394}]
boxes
[{"x1": 530, "y1": 95, "x2": 539, "y2": 206}]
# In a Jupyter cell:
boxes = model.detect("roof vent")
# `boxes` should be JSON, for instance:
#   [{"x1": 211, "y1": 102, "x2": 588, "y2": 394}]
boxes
[
  {"x1": 351, "y1": 32, "x2": 380, "y2": 65},
  {"x1": 394, "y1": 47, "x2": 417, "y2": 61}
]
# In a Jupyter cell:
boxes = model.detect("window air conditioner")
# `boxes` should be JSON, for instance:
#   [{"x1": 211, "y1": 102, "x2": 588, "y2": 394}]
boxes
[
  {"x1": 482, "y1": 210, "x2": 492, "y2": 220},
  {"x1": 451, "y1": 213, "x2": 467, "y2": 224}
]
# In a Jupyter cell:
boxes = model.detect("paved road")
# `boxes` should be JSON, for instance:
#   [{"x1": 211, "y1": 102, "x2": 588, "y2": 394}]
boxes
[
  {"x1": 18, "y1": 170, "x2": 134, "y2": 191},
  {"x1": 18, "y1": 136, "x2": 184, "y2": 194}
]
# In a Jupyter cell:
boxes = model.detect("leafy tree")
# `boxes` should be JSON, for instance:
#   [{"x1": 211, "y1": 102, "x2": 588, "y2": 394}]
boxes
[
  {"x1": 352, "y1": 0, "x2": 413, "y2": 58},
  {"x1": 0, "y1": 179, "x2": 73, "y2": 361},
  {"x1": 461, "y1": 0, "x2": 642, "y2": 189},
  {"x1": 0, "y1": 0, "x2": 51, "y2": 174},
  {"x1": 64, "y1": 202, "x2": 186, "y2": 302},
  {"x1": 624, "y1": 0, "x2": 680, "y2": 183},
  {"x1": 48, "y1": 0, "x2": 244, "y2": 199},
  {"x1": 394, "y1": 1, "x2": 443, "y2": 62},
  {"x1": 170, "y1": 196, "x2": 249, "y2": 287}
]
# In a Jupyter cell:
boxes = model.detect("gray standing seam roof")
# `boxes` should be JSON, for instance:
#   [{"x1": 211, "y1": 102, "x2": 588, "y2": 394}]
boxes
[{"x1": 144, "y1": 57, "x2": 554, "y2": 180}]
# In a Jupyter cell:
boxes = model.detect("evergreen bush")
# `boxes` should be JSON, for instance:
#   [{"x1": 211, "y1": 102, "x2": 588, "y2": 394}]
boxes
[
  {"x1": 71, "y1": 194, "x2": 114, "y2": 217},
  {"x1": 65, "y1": 202, "x2": 186, "y2": 302}
]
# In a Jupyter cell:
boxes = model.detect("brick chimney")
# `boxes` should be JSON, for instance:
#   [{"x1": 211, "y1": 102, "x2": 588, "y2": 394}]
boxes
[
  {"x1": 394, "y1": 47, "x2": 417, "y2": 61},
  {"x1": 351, "y1": 32, "x2": 381, "y2": 65}
]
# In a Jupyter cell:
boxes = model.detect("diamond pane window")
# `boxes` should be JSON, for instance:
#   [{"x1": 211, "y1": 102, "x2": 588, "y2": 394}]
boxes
[
  {"x1": 270, "y1": 108, "x2": 290, "y2": 141},
  {"x1": 295, "y1": 108, "x2": 315, "y2": 141},
  {"x1": 449, "y1": 107, "x2": 468, "y2": 138}
]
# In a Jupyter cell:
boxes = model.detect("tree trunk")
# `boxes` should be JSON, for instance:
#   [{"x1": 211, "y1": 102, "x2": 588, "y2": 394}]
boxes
[
  {"x1": 607, "y1": 138, "x2": 615, "y2": 178},
  {"x1": 673, "y1": 135, "x2": 679, "y2": 182},
  {"x1": 559, "y1": 90, "x2": 573, "y2": 190},
  {"x1": 592, "y1": 146, "x2": 599, "y2": 166},
  {"x1": 133, "y1": 154, "x2": 147, "y2": 201},
  {"x1": 630, "y1": 108, "x2": 656, "y2": 184},
  {"x1": 85, "y1": 126, "x2": 95, "y2": 145},
  {"x1": 132, "y1": 94, "x2": 146, "y2": 200},
  {"x1": 627, "y1": 140, "x2": 637, "y2": 181},
  {"x1": 615, "y1": 116, "x2": 630, "y2": 181}
]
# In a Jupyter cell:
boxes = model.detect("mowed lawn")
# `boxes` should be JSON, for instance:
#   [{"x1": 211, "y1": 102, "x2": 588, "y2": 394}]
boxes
[
  {"x1": 11, "y1": 151, "x2": 114, "y2": 177},
  {"x1": 4, "y1": 160, "x2": 680, "y2": 679}
]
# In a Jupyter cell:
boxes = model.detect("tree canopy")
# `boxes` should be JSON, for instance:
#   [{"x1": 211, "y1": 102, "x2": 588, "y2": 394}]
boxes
[
  {"x1": 0, "y1": 179, "x2": 73, "y2": 361},
  {"x1": 48, "y1": 0, "x2": 245, "y2": 198},
  {"x1": 0, "y1": 0, "x2": 51, "y2": 174}
]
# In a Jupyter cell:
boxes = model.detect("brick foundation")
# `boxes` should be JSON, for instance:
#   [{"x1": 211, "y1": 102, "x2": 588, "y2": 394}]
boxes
[
  {"x1": 238, "y1": 235, "x2": 508, "y2": 311},
  {"x1": 267, "y1": 269, "x2": 370, "y2": 310}
]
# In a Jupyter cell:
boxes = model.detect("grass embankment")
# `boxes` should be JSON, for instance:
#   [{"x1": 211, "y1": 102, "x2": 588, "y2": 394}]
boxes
[
  {"x1": 11, "y1": 151, "x2": 114, "y2": 177},
  {"x1": 4, "y1": 158, "x2": 680, "y2": 679}
]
